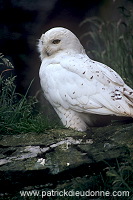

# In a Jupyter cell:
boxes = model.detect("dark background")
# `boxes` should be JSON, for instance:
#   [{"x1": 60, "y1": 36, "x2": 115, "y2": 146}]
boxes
[{"x1": 0, "y1": 0, "x2": 132, "y2": 95}]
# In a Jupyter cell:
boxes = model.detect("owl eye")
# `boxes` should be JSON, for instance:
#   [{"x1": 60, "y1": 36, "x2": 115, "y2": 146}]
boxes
[{"x1": 52, "y1": 39, "x2": 61, "y2": 44}]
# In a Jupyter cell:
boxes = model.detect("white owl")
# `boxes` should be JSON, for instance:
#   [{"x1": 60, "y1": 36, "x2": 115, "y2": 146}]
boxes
[{"x1": 38, "y1": 27, "x2": 133, "y2": 132}]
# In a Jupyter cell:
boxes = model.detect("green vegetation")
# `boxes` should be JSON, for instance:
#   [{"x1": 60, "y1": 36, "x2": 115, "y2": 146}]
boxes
[
  {"x1": 0, "y1": 54, "x2": 60, "y2": 134},
  {"x1": 104, "y1": 159, "x2": 133, "y2": 199},
  {"x1": 80, "y1": 8, "x2": 133, "y2": 88}
]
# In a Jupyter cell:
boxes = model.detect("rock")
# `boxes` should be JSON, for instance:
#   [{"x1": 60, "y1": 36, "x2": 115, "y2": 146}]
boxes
[{"x1": 0, "y1": 122, "x2": 133, "y2": 198}]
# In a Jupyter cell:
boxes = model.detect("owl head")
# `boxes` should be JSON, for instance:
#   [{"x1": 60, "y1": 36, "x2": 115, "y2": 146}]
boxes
[{"x1": 38, "y1": 27, "x2": 85, "y2": 60}]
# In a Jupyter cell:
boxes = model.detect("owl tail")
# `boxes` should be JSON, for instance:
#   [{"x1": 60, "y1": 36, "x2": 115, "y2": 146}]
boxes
[{"x1": 123, "y1": 84, "x2": 133, "y2": 117}]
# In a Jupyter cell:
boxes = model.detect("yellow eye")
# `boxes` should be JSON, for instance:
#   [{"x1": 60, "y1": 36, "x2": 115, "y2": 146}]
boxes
[{"x1": 52, "y1": 39, "x2": 61, "y2": 44}]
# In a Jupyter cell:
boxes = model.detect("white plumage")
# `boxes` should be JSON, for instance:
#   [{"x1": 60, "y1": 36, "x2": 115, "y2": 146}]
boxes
[{"x1": 38, "y1": 27, "x2": 133, "y2": 131}]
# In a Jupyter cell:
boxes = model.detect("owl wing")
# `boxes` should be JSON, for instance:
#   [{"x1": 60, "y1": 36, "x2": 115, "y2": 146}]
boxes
[
  {"x1": 57, "y1": 54, "x2": 133, "y2": 117},
  {"x1": 61, "y1": 54, "x2": 124, "y2": 86}
]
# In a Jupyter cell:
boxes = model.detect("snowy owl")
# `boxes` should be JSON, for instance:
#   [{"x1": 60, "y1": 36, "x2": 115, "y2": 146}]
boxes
[{"x1": 38, "y1": 27, "x2": 133, "y2": 132}]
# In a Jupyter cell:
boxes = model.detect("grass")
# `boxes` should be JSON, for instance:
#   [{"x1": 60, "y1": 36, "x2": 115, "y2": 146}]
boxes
[
  {"x1": 102, "y1": 158, "x2": 133, "y2": 200},
  {"x1": 0, "y1": 54, "x2": 60, "y2": 134},
  {"x1": 80, "y1": 8, "x2": 133, "y2": 88}
]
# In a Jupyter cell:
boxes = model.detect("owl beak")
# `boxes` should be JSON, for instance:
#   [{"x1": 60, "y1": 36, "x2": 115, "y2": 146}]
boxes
[
  {"x1": 45, "y1": 50, "x2": 50, "y2": 56},
  {"x1": 40, "y1": 34, "x2": 51, "y2": 57}
]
